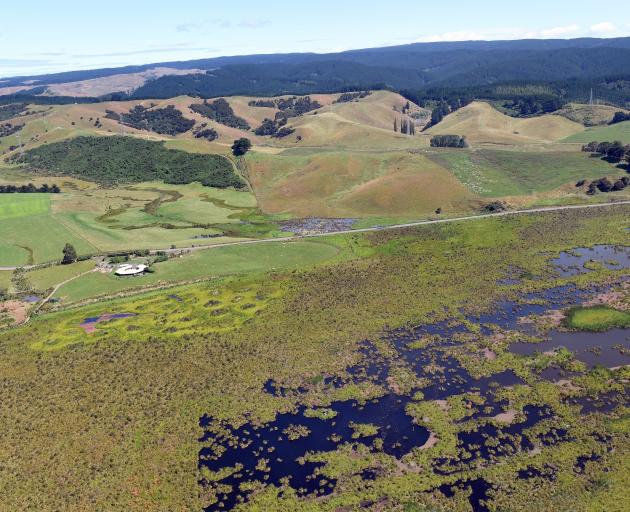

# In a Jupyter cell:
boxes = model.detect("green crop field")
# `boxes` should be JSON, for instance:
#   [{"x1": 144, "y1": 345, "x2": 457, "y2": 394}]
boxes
[
  {"x1": 0, "y1": 194, "x2": 51, "y2": 219},
  {"x1": 53, "y1": 239, "x2": 341, "y2": 303},
  {"x1": 427, "y1": 148, "x2": 618, "y2": 197},
  {"x1": 563, "y1": 120, "x2": 630, "y2": 144}
]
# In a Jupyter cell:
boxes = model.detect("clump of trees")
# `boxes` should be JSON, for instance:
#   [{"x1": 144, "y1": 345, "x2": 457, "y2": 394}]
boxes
[
  {"x1": 116, "y1": 105, "x2": 195, "y2": 135},
  {"x1": 0, "y1": 183, "x2": 60, "y2": 193},
  {"x1": 193, "y1": 123, "x2": 219, "y2": 141},
  {"x1": 430, "y1": 135, "x2": 468, "y2": 148},
  {"x1": 274, "y1": 96, "x2": 321, "y2": 121},
  {"x1": 232, "y1": 138, "x2": 251, "y2": 157},
  {"x1": 582, "y1": 141, "x2": 630, "y2": 163},
  {"x1": 62, "y1": 243, "x2": 77, "y2": 265},
  {"x1": 334, "y1": 91, "x2": 371, "y2": 104},
  {"x1": 190, "y1": 99, "x2": 250, "y2": 130},
  {"x1": 394, "y1": 117, "x2": 416, "y2": 135},
  {"x1": 12, "y1": 136, "x2": 244, "y2": 189},
  {"x1": 254, "y1": 118, "x2": 295, "y2": 138},
  {"x1": 248, "y1": 99, "x2": 277, "y2": 108},
  {"x1": 610, "y1": 111, "x2": 630, "y2": 125},
  {"x1": 0, "y1": 123, "x2": 24, "y2": 137},
  {"x1": 585, "y1": 176, "x2": 630, "y2": 195}
]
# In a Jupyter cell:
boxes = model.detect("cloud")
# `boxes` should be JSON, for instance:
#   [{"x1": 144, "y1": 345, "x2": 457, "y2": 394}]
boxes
[
  {"x1": 415, "y1": 22, "x2": 626, "y2": 43},
  {"x1": 589, "y1": 22, "x2": 617, "y2": 35},
  {"x1": 540, "y1": 24, "x2": 581, "y2": 37},
  {"x1": 238, "y1": 19, "x2": 271, "y2": 29}
]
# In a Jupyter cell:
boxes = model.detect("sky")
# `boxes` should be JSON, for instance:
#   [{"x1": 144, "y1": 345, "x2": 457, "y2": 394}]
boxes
[{"x1": 1, "y1": 0, "x2": 629, "y2": 78}]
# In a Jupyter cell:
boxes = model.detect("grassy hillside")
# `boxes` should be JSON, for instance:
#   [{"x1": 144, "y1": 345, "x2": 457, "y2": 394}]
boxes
[
  {"x1": 427, "y1": 148, "x2": 619, "y2": 197},
  {"x1": 562, "y1": 120, "x2": 630, "y2": 144},
  {"x1": 556, "y1": 103, "x2": 629, "y2": 126},
  {"x1": 247, "y1": 148, "x2": 474, "y2": 218},
  {"x1": 427, "y1": 101, "x2": 584, "y2": 145}
]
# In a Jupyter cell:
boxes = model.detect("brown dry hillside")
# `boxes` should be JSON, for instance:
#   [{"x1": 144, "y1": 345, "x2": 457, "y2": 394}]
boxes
[
  {"x1": 427, "y1": 101, "x2": 584, "y2": 145},
  {"x1": 246, "y1": 149, "x2": 474, "y2": 218}
]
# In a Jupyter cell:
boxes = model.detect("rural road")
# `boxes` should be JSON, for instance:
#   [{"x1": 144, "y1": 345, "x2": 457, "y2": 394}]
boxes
[
  {"x1": 154, "y1": 199, "x2": 630, "y2": 255},
  {"x1": 1, "y1": 200, "x2": 629, "y2": 271}
]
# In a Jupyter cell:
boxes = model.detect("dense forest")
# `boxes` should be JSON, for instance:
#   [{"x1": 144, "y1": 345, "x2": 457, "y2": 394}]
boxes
[
  {"x1": 111, "y1": 105, "x2": 195, "y2": 135},
  {"x1": 189, "y1": 99, "x2": 250, "y2": 130},
  {"x1": 11, "y1": 136, "x2": 244, "y2": 188},
  {"x1": 402, "y1": 77, "x2": 630, "y2": 119}
]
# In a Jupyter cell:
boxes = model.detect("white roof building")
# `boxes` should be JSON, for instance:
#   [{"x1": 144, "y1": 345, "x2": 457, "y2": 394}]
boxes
[{"x1": 115, "y1": 264, "x2": 148, "y2": 276}]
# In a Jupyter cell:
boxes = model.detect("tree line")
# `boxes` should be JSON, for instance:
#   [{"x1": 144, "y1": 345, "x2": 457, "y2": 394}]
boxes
[{"x1": 0, "y1": 183, "x2": 60, "y2": 193}]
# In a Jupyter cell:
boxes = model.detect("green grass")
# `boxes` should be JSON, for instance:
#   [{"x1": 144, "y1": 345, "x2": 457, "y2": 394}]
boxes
[
  {"x1": 562, "y1": 121, "x2": 630, "y2": 144},
  {"x1": 0, "y1": 270, "x2": 13, "y2": 292},
  {"x1": 427, "y1": 149, "x2": 617, "y2": 197},
  {"x1": 0, "y1": 194, "x2": 50, "y2": 219},
  {"x1": 25, "y1": 260, "x2": 95, "y2": 291},
  {"x1": 565, "y1": 306, "x2": 630, "y2": 331},
  {"x1": 0, "y1": 214, "x2": 95, "y2": 265},
  {"x1": 53, "y1": 240, "x2": 340, "y2": 303}
]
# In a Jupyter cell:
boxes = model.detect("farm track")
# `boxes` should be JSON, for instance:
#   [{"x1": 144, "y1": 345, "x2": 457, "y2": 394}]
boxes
[{"x1": 1, "y1": 200, "x2": 629, "y2": 272}]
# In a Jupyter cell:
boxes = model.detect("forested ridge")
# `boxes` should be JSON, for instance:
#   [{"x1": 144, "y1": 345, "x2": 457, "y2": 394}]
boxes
[{"x1": 11, "y1": 136, "x2": 244, "y2": 188}]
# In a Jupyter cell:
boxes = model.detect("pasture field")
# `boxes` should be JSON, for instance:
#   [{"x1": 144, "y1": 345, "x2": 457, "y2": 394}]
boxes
[
  {"x1": 426, "y1": 101, "x2": 585, "y2": 145},
  {"x1": 247, "y1": 148, "x2": 475, "y2": 218},
  {"x1": 562, "y1": 120, "x2": 630, "y2": 144},
  {"x1": 0, "y1": 204, "x2": 629, "y2": 511},
  {"x1": 0, "y1": 176, "x2": 282, "y2": 264},
  {"x1": 0, "y1": 193, "x2": 50, "y2": 219},
  {"x1": 426, "y1": 148, "x2": 619, "y2": 197},
  {"x1": 0, "y1": 270, "x2": 12, "y2": 291},
  {"x1": 25, "y1": 259, "x2": 95, "y2": 291},
  {"x1": 52, "y1": 239, "x2": 341, "y2": 303}
]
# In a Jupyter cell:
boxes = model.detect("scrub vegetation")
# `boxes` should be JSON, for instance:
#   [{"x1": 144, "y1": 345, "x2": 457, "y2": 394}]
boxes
[{"x1": 0, "y1": 204, "x2": 628, "y2": 511}]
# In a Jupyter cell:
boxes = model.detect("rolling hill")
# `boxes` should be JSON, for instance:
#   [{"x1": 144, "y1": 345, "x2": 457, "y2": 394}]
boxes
[{"x1": 426, "y1": 101, "x2": 585, "y2": 145}]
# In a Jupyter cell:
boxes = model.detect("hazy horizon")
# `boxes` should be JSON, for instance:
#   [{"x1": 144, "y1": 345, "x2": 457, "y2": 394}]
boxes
[{"x1": 1, "y1": 0, "x2": 629, "y2": 77}]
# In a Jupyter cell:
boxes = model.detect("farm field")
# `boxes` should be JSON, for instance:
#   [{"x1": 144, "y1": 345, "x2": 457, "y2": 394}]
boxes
[
  {"x1": 562, "y1": 120, "x2": 630, "y2": 144},
  {"x1": 51, "y1": 239, "x2": 341, "y2": 303},
  {"x1": 426, "y1": 148, "x2": 620, "y2": 197},
  {"x1": 0, "y1": 204, "x2": 629, "y2": 511}
]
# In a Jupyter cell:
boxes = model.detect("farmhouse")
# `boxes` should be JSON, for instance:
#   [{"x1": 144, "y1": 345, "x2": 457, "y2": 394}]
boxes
[{"x1": 115, "y1": 264, "x2": 148, "y2": 276}]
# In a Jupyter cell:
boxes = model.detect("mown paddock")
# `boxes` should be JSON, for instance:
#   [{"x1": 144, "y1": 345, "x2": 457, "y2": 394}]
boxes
[
  {"x1": 0, "y1": 194, "x2": 95, "y2": 265},
  {"x1": 52, "y1": 239, "x2": 341, "y2": 303}
]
